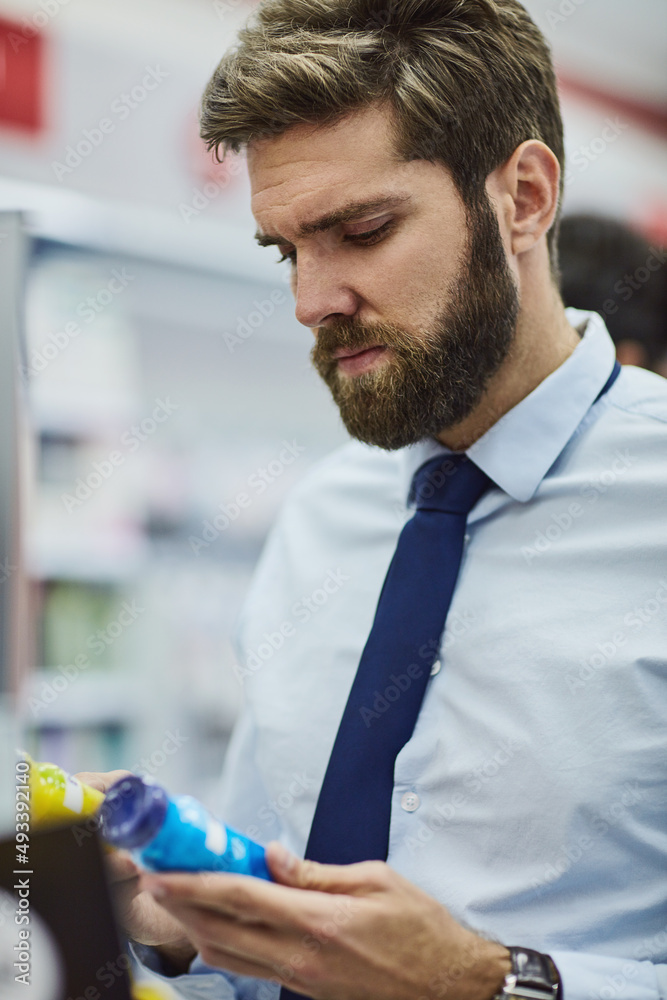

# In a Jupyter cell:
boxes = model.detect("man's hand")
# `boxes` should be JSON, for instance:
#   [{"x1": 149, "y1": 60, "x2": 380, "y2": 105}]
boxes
[
  {"x1": 75, "y1": 770, "x2": 197, "y2": 972},
  {"x1": 140, "y1": 842, "x2": 510, "y2": 999}
]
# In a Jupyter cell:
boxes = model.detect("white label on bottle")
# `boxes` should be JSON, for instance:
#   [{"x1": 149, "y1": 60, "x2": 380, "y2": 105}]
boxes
[
  {"x1": 205, "y1": 819, "x2": 227, "y2": 856},
  {"x1": 62, "y1": 776, "x2": 84, "y2": 814},
  {"x1": 231, "y1": 837, "x2": 247, "y2": 860}
]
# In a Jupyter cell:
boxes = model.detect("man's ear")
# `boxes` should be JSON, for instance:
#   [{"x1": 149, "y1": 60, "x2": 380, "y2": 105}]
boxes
[{"x1": 487, "y1": 140, "x2": 561, "y2": 258}]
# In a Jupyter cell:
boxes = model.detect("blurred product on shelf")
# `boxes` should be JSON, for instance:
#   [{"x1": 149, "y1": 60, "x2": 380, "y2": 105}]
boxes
[
  {"x1": 101, "y1": 774, "x2": 271, "y2": 879},
  {"x1": 21, "y1": 750, "x2": 104, "y2": 828},
  {"x1": 559, "y1": 214, "x2": 667, "y2": 374},
  {"x1": 40, "y1": 579, "x2": 121, "y2": 670}
]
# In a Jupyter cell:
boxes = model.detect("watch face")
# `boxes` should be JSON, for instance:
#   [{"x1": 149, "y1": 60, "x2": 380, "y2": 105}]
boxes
[{"x1": 503, "y1": 947, "x2": 560, "y2": 999}]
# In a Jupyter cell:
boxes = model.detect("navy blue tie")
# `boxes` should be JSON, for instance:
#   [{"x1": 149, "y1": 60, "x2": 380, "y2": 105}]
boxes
[
  {"x1": 301, "y1": 452, "x2": 493, "y2": 871},
  {"x1": 278, "y1": 361, "x2": 620, "y2": 1000}
]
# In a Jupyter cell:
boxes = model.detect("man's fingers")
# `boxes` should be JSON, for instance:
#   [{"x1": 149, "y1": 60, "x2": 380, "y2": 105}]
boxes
[
  {"x1": 173, "y1": 925, "x2": 300, "y2": 992},
  {"x1": 74, "y1": 769, "x2": 132, "y2": 794},
  {"x1": 155, "y1": 898, "x2": 291, "y2": 974},
  {"x1": 103, "y1": 848, "x2": 140, "y2": 884},
  {"x1": 267, "y1": 842, "x2": 390, "y2": 897},
  {"x1": 141, "y1": 871, "x2": 329, "y2": 931}
]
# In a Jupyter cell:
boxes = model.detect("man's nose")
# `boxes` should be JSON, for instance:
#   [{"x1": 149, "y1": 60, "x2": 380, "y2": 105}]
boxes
[{"x1": 293, "y1": 256, "x2": 359, "y2": 329}]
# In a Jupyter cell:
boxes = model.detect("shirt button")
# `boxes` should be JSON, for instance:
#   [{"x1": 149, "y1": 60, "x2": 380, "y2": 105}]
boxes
[
  {"x1": 430, "y1": 659, "x2": 442, "y2": 676},
  {"x1": 401, "y1": 791, "x2": 420, "y2": 812},
  {"x1": 464, "y1": 533, "x2": 471, "y2": 544}
]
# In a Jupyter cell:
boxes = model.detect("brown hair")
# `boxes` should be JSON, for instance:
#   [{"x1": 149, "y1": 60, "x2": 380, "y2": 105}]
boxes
[{"x1": 200, "y1": 0, "x2": 564, "y2": 270}]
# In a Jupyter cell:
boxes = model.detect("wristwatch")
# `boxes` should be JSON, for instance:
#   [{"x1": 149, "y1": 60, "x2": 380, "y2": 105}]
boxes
[{"x1": 493, "y1": 946, "x2": 562, "y2": 999}]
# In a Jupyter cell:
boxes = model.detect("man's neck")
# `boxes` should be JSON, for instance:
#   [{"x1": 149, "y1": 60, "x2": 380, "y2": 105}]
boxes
[{"x1": 436, "y1": 297, "x2": 582, "y2": 452}]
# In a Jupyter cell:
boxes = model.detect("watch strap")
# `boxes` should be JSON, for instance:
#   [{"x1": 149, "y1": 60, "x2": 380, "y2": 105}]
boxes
[{"x1": 494, "y1": 946, "x2": 561, "y2": 999}]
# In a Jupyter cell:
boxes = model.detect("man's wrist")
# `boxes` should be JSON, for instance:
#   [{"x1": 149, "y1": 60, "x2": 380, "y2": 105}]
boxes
[
  {"x1": 132, "y1": 938, "x2": 198, "y2": 978},
  {"x1": 477, "y1": 941, "x2": 513, "y2": 1000},
  {"x1": 154, "y1": 939, "x2": 198, "y2": 977},
  {"x1": 445, "y1": 935, "x2": 512, "y2": 1000}
]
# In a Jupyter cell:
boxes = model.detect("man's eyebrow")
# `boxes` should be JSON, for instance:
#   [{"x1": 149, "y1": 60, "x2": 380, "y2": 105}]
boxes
[{"x1": 254, "y1": 194, "x2": 412, "y2": 248}]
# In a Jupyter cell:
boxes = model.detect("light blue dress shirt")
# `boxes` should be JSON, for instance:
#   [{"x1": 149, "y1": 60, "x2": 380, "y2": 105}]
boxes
[{"x1": 141, "y1": 310, "x2": 667, "y2": 1000}]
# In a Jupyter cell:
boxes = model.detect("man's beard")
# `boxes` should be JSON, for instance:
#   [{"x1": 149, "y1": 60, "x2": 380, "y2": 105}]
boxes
[{"x1": 310, "y1": 193, "x2": 520, "y2": 450}]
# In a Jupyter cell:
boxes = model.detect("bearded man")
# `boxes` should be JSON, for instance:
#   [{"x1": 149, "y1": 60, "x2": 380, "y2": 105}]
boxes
[{"x1": 80, "y1": 2, "x2": 667, "y2": 999}]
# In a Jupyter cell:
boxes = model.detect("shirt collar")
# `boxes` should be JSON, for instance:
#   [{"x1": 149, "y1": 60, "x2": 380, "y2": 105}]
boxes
[{"x1": 400, "y1": 309, "x2": 618, "y2": 505}]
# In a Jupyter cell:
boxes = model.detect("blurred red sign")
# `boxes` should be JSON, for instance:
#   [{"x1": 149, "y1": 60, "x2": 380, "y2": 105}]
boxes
[{"x1": 0, "y1": 16, "x2": 44, "y2": 133}]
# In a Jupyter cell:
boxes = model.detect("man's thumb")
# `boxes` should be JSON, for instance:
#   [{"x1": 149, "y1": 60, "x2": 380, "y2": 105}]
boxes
[{"x1": 266, "y1": 842, "x2": 355, "y2": 893}]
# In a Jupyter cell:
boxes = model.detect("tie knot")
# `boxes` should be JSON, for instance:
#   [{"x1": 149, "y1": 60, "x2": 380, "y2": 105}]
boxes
[{"x1": 410, "y1": 453, "x2": 492, "y2": 515}]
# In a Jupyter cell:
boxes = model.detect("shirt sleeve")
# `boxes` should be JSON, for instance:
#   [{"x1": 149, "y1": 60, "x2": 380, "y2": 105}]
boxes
[
  {"x1": 549, "y1": 950, "x2": 667, "y2": 1000},
  {"x1": 128, "y1": 940, "x2": 238, "y2": 998}
]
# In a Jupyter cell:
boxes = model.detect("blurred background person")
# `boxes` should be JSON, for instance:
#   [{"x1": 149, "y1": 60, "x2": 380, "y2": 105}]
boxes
[{"x1": 559, "y1": 213, "x2": 667, "y2": 373}]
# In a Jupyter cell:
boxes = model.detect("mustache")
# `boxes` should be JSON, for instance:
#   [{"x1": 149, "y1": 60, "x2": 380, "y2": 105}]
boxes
[{"x1": 311, "y1": 320, "x2": 433, "y2": 367}]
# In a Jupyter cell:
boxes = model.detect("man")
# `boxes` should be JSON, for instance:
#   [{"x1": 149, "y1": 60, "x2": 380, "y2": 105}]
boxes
[
  {"x1": 558, "y1": 214, "x2": 667, "y2": 374},
  {"x1": 80, "y1": 1, "x2": 667, "y2": 998}
]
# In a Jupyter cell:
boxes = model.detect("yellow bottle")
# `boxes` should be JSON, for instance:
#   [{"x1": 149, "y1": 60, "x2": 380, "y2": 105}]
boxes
[
  {"x1": 21, "y1": 752, "x2": 105, "y2": 828},
  {"x1": 131, "y1": 983, "x2": 178, "y2": 1000}
]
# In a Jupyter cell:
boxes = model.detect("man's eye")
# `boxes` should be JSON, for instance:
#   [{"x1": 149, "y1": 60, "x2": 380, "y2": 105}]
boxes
[
  {"x1": 275, "y1": 219, "x2": 394, "y2": 265},
  {"x1": 343, "y1": 219, "x2": 394, "y2": 245}
]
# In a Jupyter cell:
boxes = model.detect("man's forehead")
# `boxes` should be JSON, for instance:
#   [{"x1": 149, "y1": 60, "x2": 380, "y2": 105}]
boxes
[{"x1": 247, "y1": 104, "x2": 404, "y2": 226}]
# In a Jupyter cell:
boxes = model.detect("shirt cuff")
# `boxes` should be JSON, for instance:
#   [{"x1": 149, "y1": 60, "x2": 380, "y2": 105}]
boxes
[
  {"x1": 548, "y1": 949, "x2": 667, "y2": 1000},
  {"x1": 128, "y1": 940, "x2": 239, "y2": 999}
]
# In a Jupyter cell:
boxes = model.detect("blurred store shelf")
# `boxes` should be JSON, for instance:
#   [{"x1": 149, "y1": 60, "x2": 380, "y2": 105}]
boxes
[{"x1": 0, "y1": 176, "x2": 278, "y2": 283}]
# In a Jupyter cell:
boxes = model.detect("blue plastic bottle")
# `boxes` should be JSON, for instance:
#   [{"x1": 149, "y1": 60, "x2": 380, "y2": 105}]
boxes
[{"x1": 100, "y1": 775, "x2": 271, "y2": 880}]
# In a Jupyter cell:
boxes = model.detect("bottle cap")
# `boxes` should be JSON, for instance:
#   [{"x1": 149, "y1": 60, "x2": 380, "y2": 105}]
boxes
[{"x1": 100, "y1": 776, "x2": 168, "y2": 849}]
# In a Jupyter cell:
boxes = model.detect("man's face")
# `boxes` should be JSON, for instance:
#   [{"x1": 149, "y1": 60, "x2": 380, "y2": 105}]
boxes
[{"x1": 248, "y1": 103, "x2": 519, "y2": 450}]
